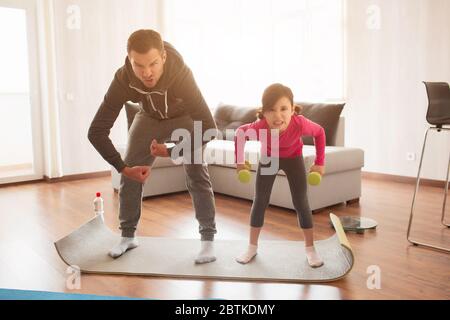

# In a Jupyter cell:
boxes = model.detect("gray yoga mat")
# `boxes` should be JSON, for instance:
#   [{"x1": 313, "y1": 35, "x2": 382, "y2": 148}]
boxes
[{"x1": 55, "y1": 214, "x2": 354, "y2": 283}]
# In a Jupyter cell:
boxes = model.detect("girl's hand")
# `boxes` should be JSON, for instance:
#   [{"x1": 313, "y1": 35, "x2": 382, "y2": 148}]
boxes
[
  {"x1": 310, "y1": 165, "x2": 325, "y2": 176},
  {"x1": 236, "y1": 163, "x2": 248, "y2": 173},
  {"x1": 150, "y1": 139, "x2": 169, "y2": 157}
]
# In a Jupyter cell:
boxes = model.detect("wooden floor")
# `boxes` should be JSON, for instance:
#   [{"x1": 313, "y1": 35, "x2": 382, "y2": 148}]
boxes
[{"x1": 0, "y1": 176, "x2": 448, "y2": 300}]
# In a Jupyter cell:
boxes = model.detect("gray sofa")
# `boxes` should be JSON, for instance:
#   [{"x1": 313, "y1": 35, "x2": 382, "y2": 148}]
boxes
[{"x1": 112, "y1": 103, "x2": 364, "y2": 211}]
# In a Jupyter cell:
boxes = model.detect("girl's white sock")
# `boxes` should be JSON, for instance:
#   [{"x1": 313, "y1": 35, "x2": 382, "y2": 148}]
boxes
[
  {"x1": 236, "y1": 244, "x2": 258, "y2": 264},
  {"x1": 305, "y1": 246, "x2": 324, "y2": 268}
]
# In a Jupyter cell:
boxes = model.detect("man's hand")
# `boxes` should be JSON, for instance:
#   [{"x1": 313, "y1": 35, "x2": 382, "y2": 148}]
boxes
[
  {"x1": 121, "y1": 166, "x2": 151, "y2": 183},
  {"x1": 150, "y1": 139, "x2": 169, "y2": 157},
  {"x1": 310, "y1": 164, "x2": 325, "y2": 176}
]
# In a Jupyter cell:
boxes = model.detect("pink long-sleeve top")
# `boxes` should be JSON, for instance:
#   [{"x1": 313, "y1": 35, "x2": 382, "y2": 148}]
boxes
[{"x1": 234, "y1": 115, "x2": 326, "y2": 165}]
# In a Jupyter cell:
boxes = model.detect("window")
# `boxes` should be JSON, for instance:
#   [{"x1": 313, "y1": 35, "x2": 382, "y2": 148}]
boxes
[
  {"x1": 163, "y1": 0, "x2": 344, "y2": 108},
  {"x1": 0, "y1": 3, "x2": 41, "y2": 182}
]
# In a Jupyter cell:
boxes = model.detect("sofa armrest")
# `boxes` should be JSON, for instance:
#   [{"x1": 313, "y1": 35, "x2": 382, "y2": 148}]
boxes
[{"x1": 335, "y1": 117, "x2": 345, "y2": 147}]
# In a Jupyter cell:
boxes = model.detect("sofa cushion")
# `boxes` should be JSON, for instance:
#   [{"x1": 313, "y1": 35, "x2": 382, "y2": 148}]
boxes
[
  {"x1": 296, "y1": 102, "x2": 345, "y2": 146},
  {"x1": 213, "y1": 102, "x2": 345, "y2": 146},
  {"x1": 214, "y1": 104, "x2": 258, "y2": 140},
  {"x1": 203, "y1": 140, "x2": 363, "y2": 176}
]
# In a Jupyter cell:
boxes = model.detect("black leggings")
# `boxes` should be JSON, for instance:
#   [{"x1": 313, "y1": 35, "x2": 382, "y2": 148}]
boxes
[{"x1": 250, "y1": 156, "x2": 313, "y2": 229}]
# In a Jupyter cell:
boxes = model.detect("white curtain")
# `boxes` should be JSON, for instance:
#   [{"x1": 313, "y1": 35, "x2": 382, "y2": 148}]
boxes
[
  {"x1": 37, "y1": 0, "x2": 64, "y2": 178},
  {"x1": 162, "y1": 0, "x2": 344, "y2": 108}
]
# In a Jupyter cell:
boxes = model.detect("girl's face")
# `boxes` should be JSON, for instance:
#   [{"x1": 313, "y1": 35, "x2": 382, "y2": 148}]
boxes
[{"x1": 263, "y1": 96, "x2": 295, "y2": 132}]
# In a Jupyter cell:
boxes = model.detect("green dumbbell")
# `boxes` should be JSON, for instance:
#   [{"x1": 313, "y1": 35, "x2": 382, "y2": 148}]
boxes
[
  {"x1": 308, "y1": 172, "x2": 322, "y2": 186},
  {"x1": 238, "y1": 161, "x2": 252, "y2": 183}
]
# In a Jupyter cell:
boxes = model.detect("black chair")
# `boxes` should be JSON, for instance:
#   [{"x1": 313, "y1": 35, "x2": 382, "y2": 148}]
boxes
[{"x1": 407, "y1": 82, "x2": 450, "y2": 252}]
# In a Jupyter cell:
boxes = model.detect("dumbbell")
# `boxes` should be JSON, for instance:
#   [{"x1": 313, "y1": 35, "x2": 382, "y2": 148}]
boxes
[
  {"x1": 307, "y1": 172, "x2": 322, "y2": 186},
  {"x1": 238, "y1": 161, "x2": 252, "y2": 183}
]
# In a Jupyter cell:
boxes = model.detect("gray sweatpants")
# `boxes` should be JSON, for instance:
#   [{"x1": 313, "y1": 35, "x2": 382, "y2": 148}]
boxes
[
  {"x1": 250, "y1": 156, "x2": 313, "y2": 229},
  {"x1": 119, "y1": 111, "x2": 217, "y2": 240}
]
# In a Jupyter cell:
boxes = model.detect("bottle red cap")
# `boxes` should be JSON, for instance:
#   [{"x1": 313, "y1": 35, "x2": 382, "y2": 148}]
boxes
[{"x1": 96, "y1": 192, "x2": 101, "y2": 197}]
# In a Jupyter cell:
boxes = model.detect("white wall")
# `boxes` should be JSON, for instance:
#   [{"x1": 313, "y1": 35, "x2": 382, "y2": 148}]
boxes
[
  {"x1": 345, "y1": 0, "x2": 450, "y2": 180},
  {"x1": 51, "y1": 0, "x2": 160, "y2": 175}
]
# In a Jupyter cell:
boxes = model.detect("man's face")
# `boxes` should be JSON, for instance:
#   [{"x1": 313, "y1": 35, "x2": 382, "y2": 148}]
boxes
[{"x1": 129, "y1": 48, "x2": 166, "y2": 88}]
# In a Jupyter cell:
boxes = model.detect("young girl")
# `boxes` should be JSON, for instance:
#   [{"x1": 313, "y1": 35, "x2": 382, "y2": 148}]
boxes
[{"x1": 234, "y1": 83, "x2": 325, "y2": 268}]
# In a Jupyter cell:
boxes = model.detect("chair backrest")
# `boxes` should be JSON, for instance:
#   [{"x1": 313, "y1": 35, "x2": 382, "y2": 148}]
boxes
[{"x1": 423, "y1": 82, "x2": 450, "y2": 127}]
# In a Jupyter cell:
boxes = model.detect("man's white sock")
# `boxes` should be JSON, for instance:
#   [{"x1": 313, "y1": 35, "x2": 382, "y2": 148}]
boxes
[
  {"x1": 109, "y1": 237, "x2": 139, "y2": 258},
  {"x1": 195, "y1": 240, "x2": 216, "y2": 264}
]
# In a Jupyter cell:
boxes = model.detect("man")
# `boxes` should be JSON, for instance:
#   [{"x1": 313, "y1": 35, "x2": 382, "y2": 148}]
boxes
[{"x1": 88, "y1": 29, "x2": 217, "y2": 264}]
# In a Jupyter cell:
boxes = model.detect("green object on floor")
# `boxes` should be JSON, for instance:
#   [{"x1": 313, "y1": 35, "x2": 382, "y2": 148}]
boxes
[{"x1": 331, "y1": 216, "x2": 378, "y2": 234}]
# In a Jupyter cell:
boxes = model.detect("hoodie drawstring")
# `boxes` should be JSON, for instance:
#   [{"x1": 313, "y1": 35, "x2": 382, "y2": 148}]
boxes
[{"x1": 130, "y1": 85, "x2": 169, "y2": 119}]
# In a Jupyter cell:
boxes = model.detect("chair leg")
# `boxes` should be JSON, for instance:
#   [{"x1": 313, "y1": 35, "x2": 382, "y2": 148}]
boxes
[
  {"x1": 441, "y1": 150, "x2": 450, "y2": 227},
  {"x1": 407, "y1": 127, "x2": 450, "y2": 253}
]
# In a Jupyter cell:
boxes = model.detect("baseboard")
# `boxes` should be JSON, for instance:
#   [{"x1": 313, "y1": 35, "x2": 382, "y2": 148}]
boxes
[
  {"x1": 44, "y1": 171, "x2": 111, "y2": 183},
  {"x1": 362, "y1": 171, "x2": 449, "y2": 188},
  {"x1": 0, "y1": 178, "x2": 45, "y2": 188},
  {"x1": 0, "y1": 171, "x2": 111, "y2": 188}
]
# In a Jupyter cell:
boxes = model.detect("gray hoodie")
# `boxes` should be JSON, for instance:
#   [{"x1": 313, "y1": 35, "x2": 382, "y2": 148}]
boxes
[{"x1": 87, "y1": 42, "x2": 217, "y2": 172}]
